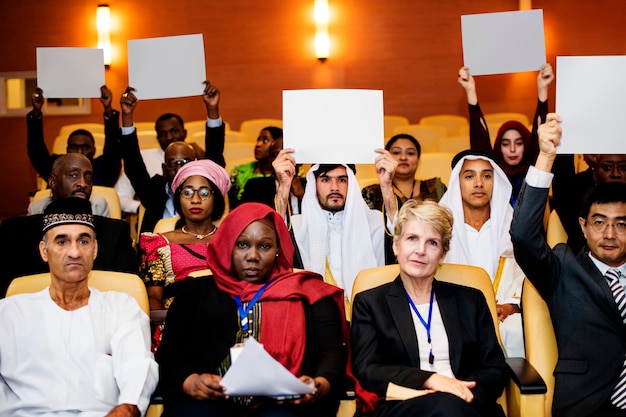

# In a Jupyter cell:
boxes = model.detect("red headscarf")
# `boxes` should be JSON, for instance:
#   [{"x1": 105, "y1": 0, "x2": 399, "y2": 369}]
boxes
[
  {"x1": 206, "y1": 202, "x2": 345, "y2": 375},
  {"x1": 493, "y1": 120, "x2": 536, "y2": 177}
]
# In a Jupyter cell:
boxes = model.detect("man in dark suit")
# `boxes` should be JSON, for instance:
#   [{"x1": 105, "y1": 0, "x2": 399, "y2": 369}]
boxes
[
  {"x1": 118, "y1": 82, "x2": 226, "y2": 233},
  {"x1": 0, "y1": 154, "x2": 137, "y2": 297},
  {"x1": 511, "y1": 113, "x2": 626, "y2": 417}
]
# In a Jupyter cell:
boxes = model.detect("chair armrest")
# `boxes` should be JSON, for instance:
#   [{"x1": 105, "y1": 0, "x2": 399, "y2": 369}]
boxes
[{"x1": 506, "y1": 357, "x2": 547, "y2": 394}]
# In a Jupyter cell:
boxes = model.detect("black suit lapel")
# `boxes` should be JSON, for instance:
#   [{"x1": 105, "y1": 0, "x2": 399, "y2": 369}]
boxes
[
  {"x1": 386, "y1": 277, "x2": 421, "y2": 366},
  {"x1": 433, "y1": 280, "x2": 463, "y2": 373}
]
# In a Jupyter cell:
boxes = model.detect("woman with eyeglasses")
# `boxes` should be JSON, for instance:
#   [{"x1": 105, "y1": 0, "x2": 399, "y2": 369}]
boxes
[{"x1": 139, "y1": 159, "x2": 231, "y2": 351}]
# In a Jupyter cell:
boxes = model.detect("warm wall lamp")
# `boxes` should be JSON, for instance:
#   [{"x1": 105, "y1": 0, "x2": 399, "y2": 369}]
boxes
[
  {"x1": 96, "y1": 4, "x2": 112, "y2": 68},
  {"x1": 314, "y1": 0, "x2": 329, "y2": 62}
]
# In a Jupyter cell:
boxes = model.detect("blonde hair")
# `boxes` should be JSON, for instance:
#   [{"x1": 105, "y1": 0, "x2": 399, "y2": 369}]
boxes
[{"x1": 393, "y1": 199, "x2": 454, "y2": 254}]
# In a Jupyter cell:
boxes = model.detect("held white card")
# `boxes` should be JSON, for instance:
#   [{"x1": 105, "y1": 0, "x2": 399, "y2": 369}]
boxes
[
  {"x1": 36, "y1": 48, "x2": 105, "y2": 98},
  {"x1": 220, "y1": 337, "x2": 315, "y2": 397},
  {"x1": 461, "y1": 9, "x2": 546, "y2": 76},
  {"x1": 556, "y1": 55, "x2": 626, "y2": 154},
  {"x1": 128, "y1": 34, "x2": 206, "y2": 100},
  {"x1": 282, "y1": 89, "x2": 384, "y2": 164}
]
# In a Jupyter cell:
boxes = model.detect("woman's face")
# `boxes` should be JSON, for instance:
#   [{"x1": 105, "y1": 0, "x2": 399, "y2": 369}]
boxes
[
  {"x1": 388, "y1": 138, "x2": 419, "y2": 177},
  {"x1": 232, "y1": 220, "x2": 278, "y2": 284},
  {"x1": 393, "y1": 217, "x2": 445, "y2": 282},
  {"x1": 254, "y1": 129, "x2": 274, "y2": 162},
  {"x1": 179, "y1": 175, "x2": 214, "y2": 222},
  {"x1": 500, "y1": 129, "x2": 525, "y2": 166}
]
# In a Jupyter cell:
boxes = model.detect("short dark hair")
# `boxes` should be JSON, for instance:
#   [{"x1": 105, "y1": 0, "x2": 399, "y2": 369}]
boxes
[
  {"x1": 67, "y1": 129, "x2": 95, "y2": 145},
  {"x1": 580, "y1": 182, "x2": 626, "y2": 219},
  {"x1": 385, "y1": 133, "x2": 421, "y2": 158},
  {"x1": 173, "y1": 179, "x2": 226, "y2": 221},
  {"x1": 314, "y1": 164, "x2": 357, "y2": 179},
  {"x1": 155, "y1": 113, "x2": 185, "y2": 131}
]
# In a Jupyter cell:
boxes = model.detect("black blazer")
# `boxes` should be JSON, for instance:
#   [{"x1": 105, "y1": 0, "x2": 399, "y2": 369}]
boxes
[
  {"x1": 120, "y1": 123, "x2": 225, "y2": 233},
  {"x1": 0, "y1": 214, "x2": 138, "y2": 297},
  {"x1": 511, "y1": 182, "x2": 626, "y2": 417},
  {"x1": 351, "y1": 277, "x2": 508, "y2": 416}
]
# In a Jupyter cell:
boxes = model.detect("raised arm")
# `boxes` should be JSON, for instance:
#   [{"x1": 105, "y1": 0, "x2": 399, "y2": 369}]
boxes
[
  {"x1": 458, "y1": 67, "x2": 492, "y2": 153},
  {"x1": 201, "y1": 81, "x2": 226, "y2": 167},
  {"x1": 529, "y1": 63, "x2": 555, "y2": 162},
  {"x1": 26, "y1": 87, "x2": 55, "y2": 180},
  {"x1": 374, "y1": 149, "x2": 398, "y2": 222},
  {"x1": 98, "y1": 85, "x2": 123, "y2": 186},
  {"x1": 272, "y1": 148, "x2": 297, "y2": 218}
]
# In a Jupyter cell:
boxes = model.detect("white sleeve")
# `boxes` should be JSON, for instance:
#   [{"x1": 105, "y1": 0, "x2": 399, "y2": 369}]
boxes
[
  {"x1": 110, "y1": 297, "x2": 159, "y2": 415},
  {"x1": 114, "y1": 172, "x2": 141, "y2": 214}
]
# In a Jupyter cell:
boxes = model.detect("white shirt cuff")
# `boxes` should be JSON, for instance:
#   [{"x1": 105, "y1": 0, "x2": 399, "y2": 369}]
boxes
[
  {"x1": 206, "y1": 117, "x2": 222, "y2": 128},
  {"x1": 121, "y1": 125, "x2": 136, "y2": 135},
  {"x1": 525, "y1": 165, "x2": 554, "y2": 188}
]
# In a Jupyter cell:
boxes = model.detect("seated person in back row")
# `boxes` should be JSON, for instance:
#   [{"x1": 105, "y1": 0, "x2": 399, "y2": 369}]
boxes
[
  {"x1": 27, "y1": 85, "x2": 122, "y2": 187},
  {"x1": 0, "y1": 154, "x2": 137, "y2": 298},
  {"x1": 0, "y1": 197, "x2": 158, "y2": 416},
  {"x1": 115, "y1": 81, "x2": 225, "y2": 216},
  {"x1": 118, "y1": 82, "x2": 226, "y2": 233}
]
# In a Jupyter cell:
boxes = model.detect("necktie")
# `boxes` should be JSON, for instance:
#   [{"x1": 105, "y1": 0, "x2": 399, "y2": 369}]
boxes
[{"x1": 606, "y1": 268, "x2": 626, "y2": 408}]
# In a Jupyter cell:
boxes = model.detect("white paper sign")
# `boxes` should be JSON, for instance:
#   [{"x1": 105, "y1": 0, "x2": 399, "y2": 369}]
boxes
[
  {"x1": 36, "y1": 48, "x2": 105, "y2": 98},
  {"x1": 128, "y1": 34, "x2": 206, "y2": 100},
  {"x1": 461, "y1": 10, "x2": 546, "y2": 76},
  {"x1": 555, "y1": 55, "x2": 626, "y2": 154},
  {"x1": 282, "y1": 89, "x2": 384, "y2": 164},
  {"x1": 220, "y1": 337, "x2": 315, "y2": 397}
]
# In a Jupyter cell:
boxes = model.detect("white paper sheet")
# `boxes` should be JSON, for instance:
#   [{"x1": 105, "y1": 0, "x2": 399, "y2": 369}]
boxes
[
  {"x1": 461, "y1": 10, "x2": 546, "y2": 76},
  {"x1": 282, "y1": 89, "x2": 384, "y2": 164},
  {"x1": 555, "y1": 55, "x2": 626, "y2": 154},
  {"x1": 127, "y1": 34, "x2": 206, "y2": 100},
  {"x1": 220, "y1": 337, "x2": 316, "y2": 397},
  {"x1": 36, "y1": 48, "x2": 105, "y2": 98}
]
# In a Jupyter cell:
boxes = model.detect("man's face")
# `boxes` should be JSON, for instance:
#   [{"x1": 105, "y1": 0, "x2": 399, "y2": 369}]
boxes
[
  {"x1": 39, "y1": 224, "x2": 97, "y2": 284},
  {"x1": 316, "y1": 166, "x2": 349, "y2": 213},
  {"x1": 459, "y1": 159, "x2": 494, "y2": 210},
  {"x1": 156, "y1": 117, "x2": 187, "y2": 150},
  {"x1": 594, "y1": 155, "x2": 626, "y2": 184},
  {"x1": 49, "y1": 154, "x2": 94, "y2": 200},
  {"x1": 163, "y1": 142, "x2": 197, "y2": 184},
  {"x1": 66, "y1": 134, "x2": 96, "y2": 160},
  {"x1": 579, "y1": 202, "x2": 626, "y2": 267}
]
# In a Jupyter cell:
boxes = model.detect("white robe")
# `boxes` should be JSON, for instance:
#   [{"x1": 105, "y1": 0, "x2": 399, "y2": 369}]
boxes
[{"x1": 0, "y1": 288, "x2": 158, "y2": 416}]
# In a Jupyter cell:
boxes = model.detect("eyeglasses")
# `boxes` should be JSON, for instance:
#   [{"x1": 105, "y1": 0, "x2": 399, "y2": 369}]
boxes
[
  {"x1": 588, "y1": 219, "x2": 626, "y2": 235},
  {"x1": 165, "y1": 158, "x2": 192, "y2": 170},
  {"x1": 181, "y1": 187, "x2": 213, "y2": 200}
]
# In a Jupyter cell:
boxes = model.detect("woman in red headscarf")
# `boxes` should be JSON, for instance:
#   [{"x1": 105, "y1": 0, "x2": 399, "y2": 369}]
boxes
[
  {"x1": 458, "y1": 64, "x2": 554, "y2": 206},
  {"x1": 156, "y1": 202, "x2": 347, "y2": 417}
]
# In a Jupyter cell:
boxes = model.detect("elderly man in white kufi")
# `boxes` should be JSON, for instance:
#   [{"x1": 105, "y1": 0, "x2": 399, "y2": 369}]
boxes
[
  {"x1": 273, "y1": 149, "x2": 398, "y2": 317},
  {"x1": 439, "y1": 150, "x2": 525, "y2": 358},
  {"x1": 0, "y1": 197, "x2": 158, "y2": 417}
]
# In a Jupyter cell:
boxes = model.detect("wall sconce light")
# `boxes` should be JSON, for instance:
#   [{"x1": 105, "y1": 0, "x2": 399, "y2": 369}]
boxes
[
  {"x1": 314, "y1": 0, "x2": 329, "y2": 62},
  {"x1": 96, "y1": 4, "x2": 112, "y2": 68}
]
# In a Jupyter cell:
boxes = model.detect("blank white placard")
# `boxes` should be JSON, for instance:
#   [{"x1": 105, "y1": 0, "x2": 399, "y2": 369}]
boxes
[
  {"x1": 282, "y1": 89, "x2": 384, "y2": 164},
  {"x1": 36, "y1": 48, "x2": 105, "y2": 98},
  {"x1": 556, "y1": 55, "x2": 626, "y2": 154},
  {"x1": 461, "y1": 9, "x2": 546, "y2": 76},
  {"x1": 128, "y1": 34, "x2": 206, "y2": 100}
]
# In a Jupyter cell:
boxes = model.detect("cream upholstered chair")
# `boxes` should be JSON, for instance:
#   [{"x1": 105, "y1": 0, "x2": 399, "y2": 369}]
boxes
[
  {"x1": 484, "y1": 112, "x2": 530, "y2": 127},
  {"x1": 546, "y1": 210, "x2": 568, "y2": 248},
  {"x1": 153, "y1": 216, "x2": 180, "y2": 233},
  {"x1": 31, "y1": 186, "x2": 122, "y2": 220},
  {"x1": 239, "y1": 118, "x2": 283, "y2": 142},
  {"x1": 6, "y1": 270, "x2": 163, "y2": 416},
  {"x1": 383, "y1": 115, "x2": 410, "y2": 140},
  {"x1": 136, "y1": 131, "x2": 160, "y2": 150},
  {"x1": 391, "y1": 124, "x2": 447, "y2": 153},
  {"x1": 419, "y1": 114, "x2": 469, "y2": 137},
  {"x1": 414, "y1": 152, "x2": 455, "y2": 184},
  {"x1": 350, "y1": 263, "x2": 547, "y2": 417},
  {"x1": 53, "y1": 133, "x2": 106, "y2": 157},
  {"x1": 134, "y1": 121, "x2": 156, "y2": 132},
  {"x1": 59, "y1": 123, "x2": 105, "y2": 137},
  {"x1": 436, "y1": 135, "x2": 470, "y2": 154}
]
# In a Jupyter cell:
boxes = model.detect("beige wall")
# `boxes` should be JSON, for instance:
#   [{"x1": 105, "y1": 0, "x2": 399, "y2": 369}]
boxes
[{"x1": 1, "y1": 0, "x2": 625, "y2": 218}]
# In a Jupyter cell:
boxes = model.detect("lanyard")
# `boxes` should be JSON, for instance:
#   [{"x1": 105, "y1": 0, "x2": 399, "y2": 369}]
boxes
[
  {"x1": 406, "y1": 288, "x2": 435, "y2": 364},
  {"x1": 234, "y1": 280, "x2": 272, "y2": 336}
]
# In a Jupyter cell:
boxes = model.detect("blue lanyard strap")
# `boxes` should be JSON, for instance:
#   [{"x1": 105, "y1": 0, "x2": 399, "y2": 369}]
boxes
[
  {"x1": 234, "y1": 280, "x2": 273, "y2": 336},
  {"x1": 406, "y1": 288, "x2": 435, "y2": 364}
]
